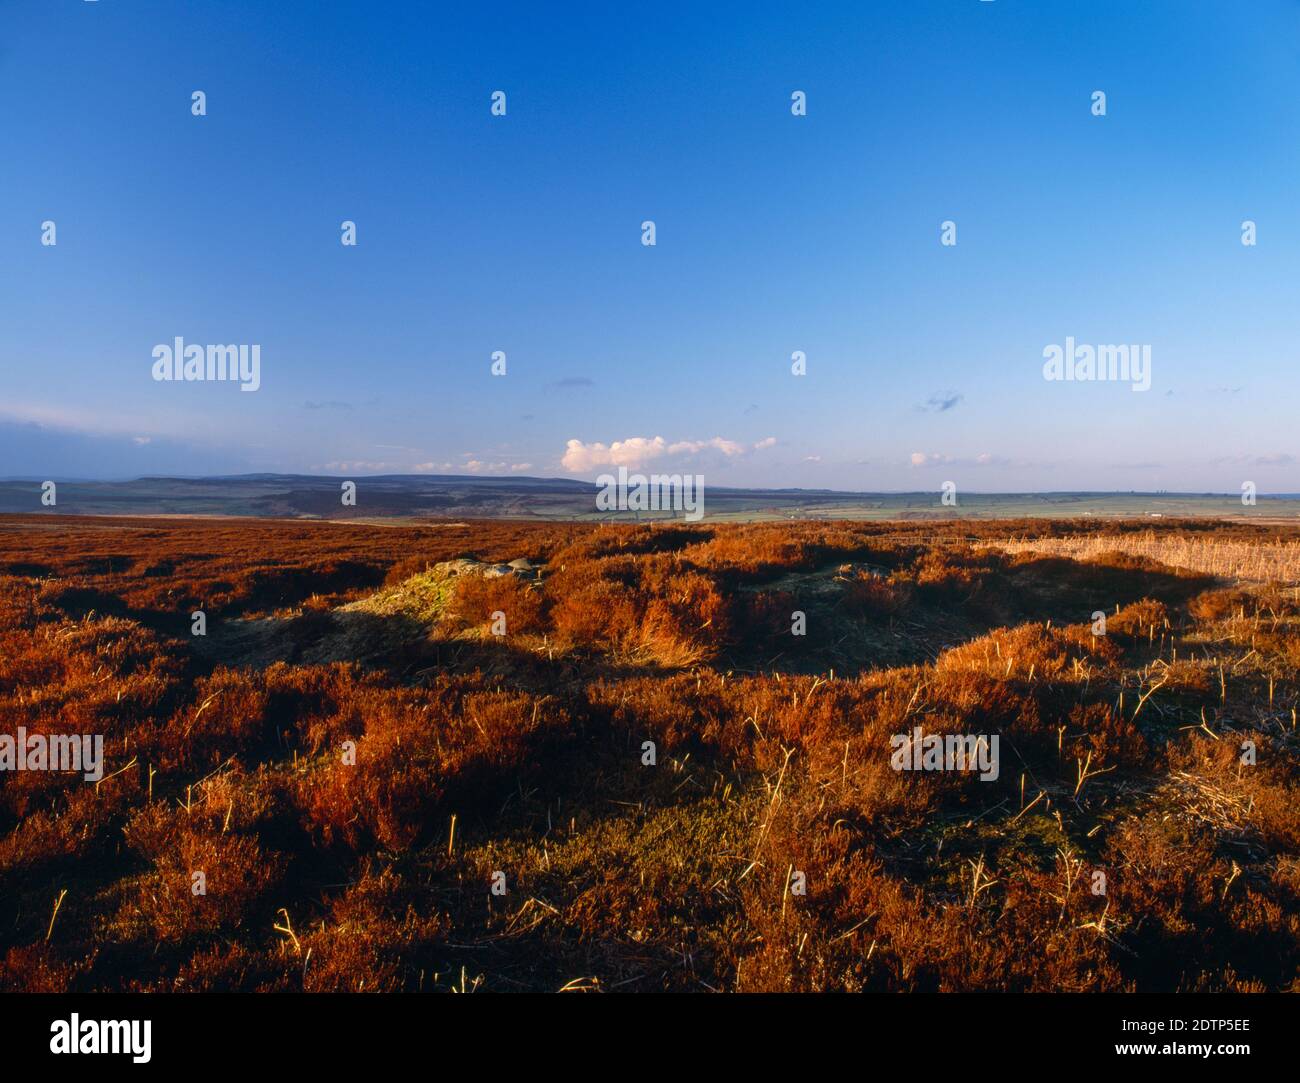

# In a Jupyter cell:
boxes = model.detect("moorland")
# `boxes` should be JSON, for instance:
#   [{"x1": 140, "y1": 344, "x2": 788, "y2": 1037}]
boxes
[{"x1": 1, "y1": 514, "x2": 1297, "y2": 992}]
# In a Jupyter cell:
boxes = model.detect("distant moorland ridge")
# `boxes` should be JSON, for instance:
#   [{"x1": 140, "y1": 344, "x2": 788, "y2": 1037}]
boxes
[{"x1": 2, "y1": 474, "x2": 1298, "y2": 522}]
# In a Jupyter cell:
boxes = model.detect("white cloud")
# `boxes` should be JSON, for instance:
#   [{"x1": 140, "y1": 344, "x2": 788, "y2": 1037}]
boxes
[
  {"x1": 316, "y1": 458, "x2": 531, "y2": 475},
  {"x1": 561, "y1": 434, "x2": 775, "y2": 473},
  {"x1": 463, "y1": 459, "x2": 534, "y2": 474},
  {"x1": 910, "y1": 451, "x2": 1005, "y2": 468},
  {"x1": 318, "y1": 460, "x2": 398, "y2": 473}
]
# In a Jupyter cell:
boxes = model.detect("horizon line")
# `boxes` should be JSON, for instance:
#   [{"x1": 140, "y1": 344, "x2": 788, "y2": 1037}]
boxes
[{"x1": 1, "y1": 473, "x2": 1298, "y2": 499}]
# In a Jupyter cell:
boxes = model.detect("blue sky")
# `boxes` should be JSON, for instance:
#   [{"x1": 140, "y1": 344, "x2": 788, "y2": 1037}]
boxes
[{"x1": 2, "y1": 0, "x2": 1298, "y2": 491}]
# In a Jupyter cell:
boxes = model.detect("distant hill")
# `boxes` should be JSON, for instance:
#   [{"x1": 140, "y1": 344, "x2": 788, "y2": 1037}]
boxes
[{"x1": 0, "y1": 474, "x2": 1297, "y2": 521}]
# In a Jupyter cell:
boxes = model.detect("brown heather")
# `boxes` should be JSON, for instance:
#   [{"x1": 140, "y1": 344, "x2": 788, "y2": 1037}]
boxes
[{"x1": 0, "y1": 513, "x2": 1297, "y2": 992}]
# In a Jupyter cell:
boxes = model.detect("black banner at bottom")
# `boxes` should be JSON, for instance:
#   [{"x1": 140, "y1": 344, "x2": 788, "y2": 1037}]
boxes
[{"x1": 0, "y1": 991, "x2": 1288, "y2": 1068}]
